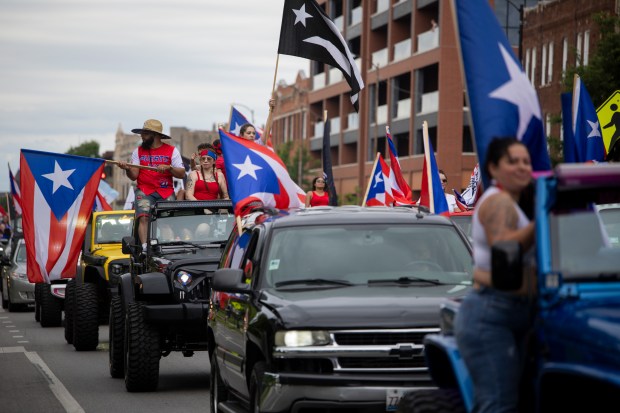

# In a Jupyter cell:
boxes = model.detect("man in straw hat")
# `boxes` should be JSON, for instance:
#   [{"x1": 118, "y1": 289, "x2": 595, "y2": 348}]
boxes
[{"x1": 117, "y1": 119, "x2": 186, "y2": 250}]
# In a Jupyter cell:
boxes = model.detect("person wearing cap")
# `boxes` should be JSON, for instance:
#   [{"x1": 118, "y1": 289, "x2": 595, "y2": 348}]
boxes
[
  {"x1": 185, "y1": 148, "x2": 228, "y2": 201},
  {"x1": 117, "y1": 119, "x2": 186, "y2": 248}
]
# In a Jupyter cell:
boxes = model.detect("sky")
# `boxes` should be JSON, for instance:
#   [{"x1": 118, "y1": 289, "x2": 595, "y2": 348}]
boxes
[{"x1": 0, "y1": 0, "x2": 308, "y2": 192}]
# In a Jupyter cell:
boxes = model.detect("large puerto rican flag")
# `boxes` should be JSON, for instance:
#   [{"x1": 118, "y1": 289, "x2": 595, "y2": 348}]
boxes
[
  {"x1": 20, "y1": 149, "x2": 104, "y2": 283},
  {"x1": 8, "y1": 164, "x2": 23, "y2": 215},
  {"x1": 219, "y1": 129, "x2": 305, "y2": 216}
]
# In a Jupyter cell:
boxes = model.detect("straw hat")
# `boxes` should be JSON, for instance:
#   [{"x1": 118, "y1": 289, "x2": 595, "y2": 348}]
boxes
[{"x1": 131, "y1": 119, "x2": 171, "y2": 139}]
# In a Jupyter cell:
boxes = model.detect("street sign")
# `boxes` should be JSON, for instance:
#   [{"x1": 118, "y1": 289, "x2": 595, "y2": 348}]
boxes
[{"x1": 596, "y1": 90, "x2": 620, "y2": 151}]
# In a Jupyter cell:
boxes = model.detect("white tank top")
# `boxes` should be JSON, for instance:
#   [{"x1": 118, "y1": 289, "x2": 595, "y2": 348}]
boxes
[{"x1": 472, "y1": 186, "x2": 532, "y2": 271}]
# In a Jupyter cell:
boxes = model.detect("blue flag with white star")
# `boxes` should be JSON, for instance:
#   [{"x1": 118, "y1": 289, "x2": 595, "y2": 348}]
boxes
[
  {"x1": 572, "y1": 75, "x2": 606, "y2": 162},
  {"x1": 229, "y1": 106, "x2": 263, "y2": 143},
  {"x1": 454, "y1": 0, "x2": 551, "y2": 186}
]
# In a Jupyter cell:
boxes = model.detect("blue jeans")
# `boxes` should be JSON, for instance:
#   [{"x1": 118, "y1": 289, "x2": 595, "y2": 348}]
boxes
[{"x1": 454, "y1": 286, "x2": 535, "y2": 413}]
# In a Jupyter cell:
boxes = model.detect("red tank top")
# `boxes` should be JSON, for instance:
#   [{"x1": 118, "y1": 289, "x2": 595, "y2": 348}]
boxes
[
  {"x1": 193, "y1": 169, "x2": 220, "y2": 200},
  {"x1": 137, "y1": 144, "x2": 175, "y2": 198},
  {"x1": 310, "y1": 191, "x2": 329, "y2": 207}
]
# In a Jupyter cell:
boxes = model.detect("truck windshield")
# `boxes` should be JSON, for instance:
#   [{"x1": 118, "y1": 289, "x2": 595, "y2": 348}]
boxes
[
  {"x1": 96, "y1": 214, "x2": 134, "y2": 244},
  {"x1": 263, "y1": 224, "x2": 473, "y2": 289},
  {"x1": 551, "y1": 203, "x2": 620, "y2": 279},
  {"x1": 154, "y1": 213, "x2": 234, "y2": 244}
]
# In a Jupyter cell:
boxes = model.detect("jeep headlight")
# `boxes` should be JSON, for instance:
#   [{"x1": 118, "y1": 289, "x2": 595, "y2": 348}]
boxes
[
  {"x1": 176, "y1": 270, "x2": 193, "y2": 286},
  {"x1": 275, "y1": 330, "x2": 331, "y2": 347},
  {"x1": 110, "y1": 263, "x2": 124, "y2": 276}
]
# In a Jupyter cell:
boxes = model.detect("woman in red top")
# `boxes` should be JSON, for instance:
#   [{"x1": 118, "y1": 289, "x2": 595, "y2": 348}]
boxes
[
  {"x1": 305, "y1": 176, "x2": 330, "y2": 207},
  {"x1": 185, "y1": 149, "x2": 229, "y2": 201}
]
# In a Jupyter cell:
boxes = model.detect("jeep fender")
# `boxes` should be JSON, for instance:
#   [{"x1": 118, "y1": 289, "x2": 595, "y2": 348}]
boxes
[
  {"x1": 423, "y1": 334, "x2": 474, "y2": 412},
  {"x1": 118, "y1": 273, "x2": 134, "y2": 308},
  {"x1": 135, "y1": 272, "x2": 171, "y2": 295}
]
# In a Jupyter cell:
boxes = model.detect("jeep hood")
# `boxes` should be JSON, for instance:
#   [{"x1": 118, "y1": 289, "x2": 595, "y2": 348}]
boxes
[{"x1": 260, "y1": 284, "x2": 469, "y2": 329}]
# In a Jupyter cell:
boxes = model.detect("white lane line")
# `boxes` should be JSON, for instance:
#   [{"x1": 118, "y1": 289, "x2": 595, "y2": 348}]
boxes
[
  {"x1": 6, "y1": 325, "x2": 16, "y2": 328},
  {"x1": 2, "y1": 320, "x2": 10, "y2": 323},
  {"x1": 13, "y1": 335, "x2": 24, "y2": 338},
  {"x1": 17, "y1": 341, "x2": 29, "y2": 343},
  {"x1": 0, "y1": 346, "x2": 85, "y2": 413},
  {"x1": 9, "y1": 330, "x2": 19, "y2": 332}
]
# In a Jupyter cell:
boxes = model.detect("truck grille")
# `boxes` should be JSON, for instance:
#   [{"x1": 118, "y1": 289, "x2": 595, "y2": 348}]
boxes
[{"x1": 333, "y1": 331, "x2": 430, "y2": 346}]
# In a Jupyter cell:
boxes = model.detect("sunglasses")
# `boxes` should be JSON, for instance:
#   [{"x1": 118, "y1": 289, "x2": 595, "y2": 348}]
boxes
[{"x1": 316, "y1": 180, "x2": 325, "y2": 183}]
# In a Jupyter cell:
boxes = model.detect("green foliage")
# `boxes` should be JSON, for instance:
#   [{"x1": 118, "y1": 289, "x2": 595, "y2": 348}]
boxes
[
  {"x1": 66, "y1": 140, "x2": 100, "y2": 158},
  {"x1": 562, "y1": 12, "x2": 620, "y2": 106},
  {"x1": 275, "y1": 140, "x2": 318, "y2": 189},
  {"x1": 547, "y1": 115, "x2": 564, "y2": 167},
  {"x1": 343, "y1": 187, "x2": 362, "y2": 206}
]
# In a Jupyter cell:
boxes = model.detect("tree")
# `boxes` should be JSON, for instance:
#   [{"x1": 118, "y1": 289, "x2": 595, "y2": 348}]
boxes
[
  {"x1": 562, "y1": 12, "x2": 620, "y2": 105},
  {"x1": 66, "y1": 140, "x2": 100, "y2": 158}
]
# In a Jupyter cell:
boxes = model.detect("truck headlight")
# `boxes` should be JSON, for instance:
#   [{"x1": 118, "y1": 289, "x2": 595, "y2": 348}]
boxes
[
  {"x1": 275, "y1": 330, "x2": 331, "y2": 347},
  {"x1": 176, "y1": 271, "x2": 193, "y2": 286}
]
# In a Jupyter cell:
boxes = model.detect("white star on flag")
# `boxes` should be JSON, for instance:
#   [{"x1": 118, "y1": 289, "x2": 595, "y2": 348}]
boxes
[
  {"x1": 587, "y1": 120, "x2": 602, "y2": 138},
  {"x1": 489, "y1": 43, "x2": 542, "y2": 141},
  {"x1": 233, "y1": 155, "x2": 262, "y2": 180},
  {"x1": 292, "y1": 4, "x2": 313, "y2": 27},
  {"x1": 42, "y1": 161, "x2": 75, "y2": 194},
  {"x1": 372, "y1": 170, "x2": 383, "y2": 188},
  {"x1": 231, "y1": 122, "x2": 242, "y2": 136}
]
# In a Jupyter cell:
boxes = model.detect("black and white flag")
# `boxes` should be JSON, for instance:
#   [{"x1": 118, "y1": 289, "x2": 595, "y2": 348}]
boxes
[{"x1": 278, "y1": 0, "x2": 364, "y2": 112}]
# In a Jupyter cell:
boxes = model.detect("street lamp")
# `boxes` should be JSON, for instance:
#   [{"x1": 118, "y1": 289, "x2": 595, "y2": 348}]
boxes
[{"x1": 231, "y1": 102, "x2": 255, "y2": 124}]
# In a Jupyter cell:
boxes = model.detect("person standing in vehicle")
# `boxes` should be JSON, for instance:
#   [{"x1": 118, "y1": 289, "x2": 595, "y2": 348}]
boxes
[
  {"x1": 117, "y1": 119, "x2": 186, "y2": 249},
  {"x1": 305, "y1": 176, "x2": 329, "y2": 207},
  {"x1": 454, "y1": 137, "x2": 537, "y2": 413},
  {"x1": 439, "y1": 169, "x2": 458, "y2": 212},
  {"x1": 185, "y1": 148, "x2": 228, "y2": 201}
]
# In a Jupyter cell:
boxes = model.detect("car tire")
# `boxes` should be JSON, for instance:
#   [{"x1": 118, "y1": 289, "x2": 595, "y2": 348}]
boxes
[
  {"x1": 124, "y1": 302, "x2": 160, "y2": 392},
  {"x1": 34, "y1": 283, "x2": 41, "y2": 321},
  {"x1": 64, "y1": 279, "x2": 75, "y2": 344},
  {"x1": 109, "y1": 295, "x2": 125, "y2": 378},
  {"x1": 39, "y1": 283, "x2": 62, "y2": 327},
  {"x1": 73, "y1": 282, "x2": 99, "y2": 351},
  {"x1": 210, "y1": 350, "x2": 229, "y2": 413},
  {"x1": 396, "y1": 389, "x2": 465, "y2": 413},
  {"x1": 249, "y1": 361, "x2": 266, "y2": 413}
]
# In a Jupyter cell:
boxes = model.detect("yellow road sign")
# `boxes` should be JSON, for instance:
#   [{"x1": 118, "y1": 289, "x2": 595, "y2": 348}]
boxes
[{"x1": 596, "y1": 90, "x2": 620, "y2": 151}]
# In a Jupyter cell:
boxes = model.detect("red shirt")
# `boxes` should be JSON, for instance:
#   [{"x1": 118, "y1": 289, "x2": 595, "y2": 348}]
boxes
[
  {"x1": 193, "y1": 170, "x2": 220, "y2": 200},
  {"x1": 310, "y1": 191, "x2": 329, "y2": 207},
  {"x1": 136, "y1": 144, "x2": 175, "y2": 198}
]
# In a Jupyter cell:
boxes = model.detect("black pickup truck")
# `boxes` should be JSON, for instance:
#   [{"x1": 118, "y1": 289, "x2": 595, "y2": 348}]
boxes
[
  {"x1": 208, "y1": 206, "x2": 473, "y2": 412},
  {"x1": 113, "y1": 199, "x2": 234, "y2": 392}
]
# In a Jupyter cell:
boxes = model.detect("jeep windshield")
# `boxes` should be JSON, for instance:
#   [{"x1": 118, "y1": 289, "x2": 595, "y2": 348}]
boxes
[
  {"x1": 263, "y1": 224, "x2": 473, "y2": 289},
  {"x1": 551, "y1": 203, "x2": 620, "y2": 280},
  {"x1": 95, "y1": 214, "x2": 134, "y2": 244},
  {"x1": 153, "y1": 211, "x2": 234, "y2": 246}
]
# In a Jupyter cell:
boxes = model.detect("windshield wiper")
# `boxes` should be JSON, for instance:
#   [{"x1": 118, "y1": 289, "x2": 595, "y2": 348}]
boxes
[
  {"x1": 275, "y1": 278, "x2": 353, "y2": 288},
  {"x1": 368, "y1": 276, "x2": 444, "y2": 285},
  {"x1": 158, "y1": 241, "x2": 206, "y2": 249}
]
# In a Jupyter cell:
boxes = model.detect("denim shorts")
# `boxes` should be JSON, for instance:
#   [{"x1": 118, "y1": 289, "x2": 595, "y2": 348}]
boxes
[
  {"x1": 134, "y1": 189, "x2": 175, "y2": 218},
  {"x1": 454, "y1": 286, "x2": 535, "y2": 413}
]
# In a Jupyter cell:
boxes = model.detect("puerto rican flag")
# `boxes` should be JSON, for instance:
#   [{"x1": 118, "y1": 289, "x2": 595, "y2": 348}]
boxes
[
  {"x1": 364, "y1": 154, "x2": 394, "y2": 207},
  {"x1": 229, "y1": 106, "x2": 264, "y2": 144},
  {"x1": 385, "y1": 126, "x2": 413, "y2": 203},
  {"x1": 219, "y1": 129, "x2": 305, "y2": 216},
  {"x1": 20, "y1": 149, "x2": 104, "y2": 283},
  {"x1": 8, "y1": 164, "x2": 22, "y2": 215},
  {"x1": 418, "y1": 126, "x2": 449, "y2": 215}
]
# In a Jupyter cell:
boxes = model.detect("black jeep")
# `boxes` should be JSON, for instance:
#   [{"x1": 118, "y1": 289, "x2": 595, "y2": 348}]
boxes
[{"x1": 112, "y1": 199, "x2": 234, "y2": 392}]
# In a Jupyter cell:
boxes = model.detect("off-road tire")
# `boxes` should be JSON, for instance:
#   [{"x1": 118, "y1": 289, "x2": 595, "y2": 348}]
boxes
[
  {"x1": 34, "y1": 283, "x2": 41, "y2": 321},
  {"x1": 210, "y1": 350, "x2": 229, "y2": 413},
  {"x1": 109, "y1": 295, "x2": 125, "y2": 378},
  {"x1": 73, "y1": 282, "x2": 99, "y2": 351},
  {"x1": 124, "y1": 302, "x2": 161, "y2": 392},
  {"x1": 64, "y1": 279, "x2": 75, "y2": 344},
  {"x1": 39, "y1": 283, "x2": 62, "y2": 327},
  {"x1": 396, "y1": 389, "x2": 465, "y2": 413},
  {"x1": 249, "y1": 361, "x2": 266, "y2": 413}
]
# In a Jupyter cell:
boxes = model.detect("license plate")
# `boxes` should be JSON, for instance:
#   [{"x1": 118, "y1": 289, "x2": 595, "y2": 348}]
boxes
[{"x1": 386, "y1": 388, "x2": 406, "y2": 412}]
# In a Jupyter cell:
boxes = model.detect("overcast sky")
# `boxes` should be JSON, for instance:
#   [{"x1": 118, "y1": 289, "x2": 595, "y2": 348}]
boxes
[{"x1": 0, "y1": 0, "x2": 308, "y2": 192}]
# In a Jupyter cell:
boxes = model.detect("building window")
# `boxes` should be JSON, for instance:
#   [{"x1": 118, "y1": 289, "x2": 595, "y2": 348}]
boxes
[
  {"x1": 541, "y1": 44, "x2": 547, "y2": 86},
  {"x1": 576, "y1": 32, "x2": 583, "y2": 66},
  {"x1": 546, "y1": 113, "x2": 551, "y2": 138},
  {"x1": 531, "y1": 47, "x2": 537, "y2": 86},
  {"x1": 525, "y1": 48, "x2": 531, "y2": 80},
  {"x1": 562, "y1": 37, "x2": 568, "y2": 74},
  {"x1": 583, "y1": 30, "x2": 590, "y2": 66},
  {"x1": 547, "y1": 41, "x2": 554, "y2": 83}
]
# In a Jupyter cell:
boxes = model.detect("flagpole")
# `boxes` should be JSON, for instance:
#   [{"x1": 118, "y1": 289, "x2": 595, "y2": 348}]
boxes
[
  {"x1": 262, "y1": 53, "x2": 281, "y2": 146},
  {"x1": 227, "y1": 104, "x2": 234, "y2": 133},
  {"x1": 422, "y1": 121, "x2": 435, "y2": 214},
  {"x1": 571, "y1": 73, "x2": 579, "y2": 134},
  {"x1": 105, "y1": 160, "x2": 158, "y2": 172},
  {"x1": 5, "y1": 192, "x2": 11, "y2": 222},
  {"x1": 361, "y1": 153, "x2": 381, "y2": 206}
]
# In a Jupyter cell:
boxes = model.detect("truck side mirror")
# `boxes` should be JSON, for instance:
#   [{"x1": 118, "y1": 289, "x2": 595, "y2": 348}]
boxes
[
  {"x1": 122, "y1": 236, "x2": 137, "y2": 255},
  {"x1": 491, "y1": 240, "x2": 523, "y2": 291}
]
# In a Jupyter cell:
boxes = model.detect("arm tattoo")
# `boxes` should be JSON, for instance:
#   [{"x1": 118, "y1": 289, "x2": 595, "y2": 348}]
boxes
[{"x1": 484, "y1": 195, "x2": 518, "y2": 242}]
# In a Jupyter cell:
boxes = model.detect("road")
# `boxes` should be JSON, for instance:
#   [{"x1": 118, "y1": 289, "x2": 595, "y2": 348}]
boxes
[{"x1": 0, "y1": 306, "x2": 212, "y2": 413}]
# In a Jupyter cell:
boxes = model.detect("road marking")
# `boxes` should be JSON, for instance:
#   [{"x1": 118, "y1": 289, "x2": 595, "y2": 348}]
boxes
[
  {"x1": 13, "y1": 335, "x2": 24, "y2": 338},
  {"x1": 9, "y1": 330, "x2": 19, "y2": 332},
  {"x1": 17, "y1": 341, "x2": 29, "y2": 343},
  {"x1": 6, "y1": 325, "x2": 16, "y2": 328},
  {"x1": 0, "y1": 346, "x2": 85, "y2": 413},
  {"x1": 2, "y1": 320, "x2": 10, "y2": 323}
]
